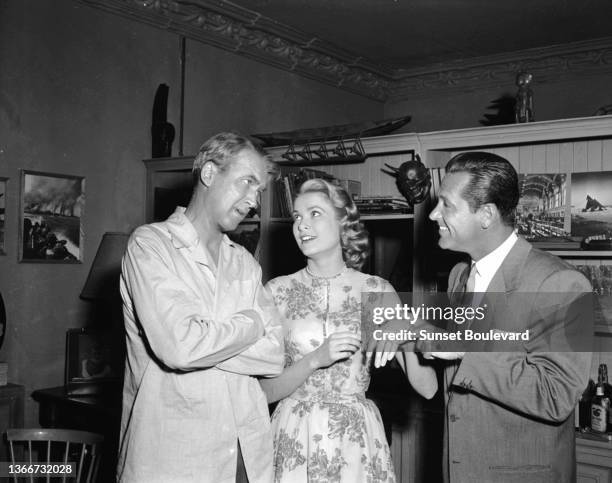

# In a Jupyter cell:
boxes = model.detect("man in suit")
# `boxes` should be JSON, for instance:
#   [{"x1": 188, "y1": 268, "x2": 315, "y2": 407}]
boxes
[{"x1": 425, "y1": 151, "x2": 593, "y2": 483}]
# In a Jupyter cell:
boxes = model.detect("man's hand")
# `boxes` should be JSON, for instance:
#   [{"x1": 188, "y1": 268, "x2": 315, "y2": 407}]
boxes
[
  {"x1": 422, "y1": 352, "x2": 465, "y2": 360},
  {"x1": 366, "y1": 318, "x2": 411, "y2": 368}
]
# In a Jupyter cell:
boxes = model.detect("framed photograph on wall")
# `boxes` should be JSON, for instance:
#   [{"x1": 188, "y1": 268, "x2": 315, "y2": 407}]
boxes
[
  {"x1": 0, "y1": 177, "x2": 7, "y2": 255},
  {"x1": 516, "y1": 173, "x2": 571, "y2": 243},
  {"x1": 571, "y1": 172, "x2": 612, "y2": 250},
  {"x1": 19, "y1": 170, "x2": 85, "y2": 263},
  {"x1": 567, "y1": 259, "x2": 612, "y2": 334}
]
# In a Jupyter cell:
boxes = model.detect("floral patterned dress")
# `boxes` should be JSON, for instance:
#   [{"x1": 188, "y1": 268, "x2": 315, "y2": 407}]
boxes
[{"x1": 266, "y1": 267, "x2": 397, "y2": 483}]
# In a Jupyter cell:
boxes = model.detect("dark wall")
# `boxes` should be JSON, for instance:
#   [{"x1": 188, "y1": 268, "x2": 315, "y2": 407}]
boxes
[
  {"x1": 0, "y1": 0, "x2": 383, "y2": 426},
  {"x1": 385, "y1": 74, "x2": 612, "y2": 132}
]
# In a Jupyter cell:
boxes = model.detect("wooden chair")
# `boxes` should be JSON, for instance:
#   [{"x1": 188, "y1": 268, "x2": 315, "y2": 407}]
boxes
[{"x1": 5, "y1": 428, "x2": 103, "y2": 482}]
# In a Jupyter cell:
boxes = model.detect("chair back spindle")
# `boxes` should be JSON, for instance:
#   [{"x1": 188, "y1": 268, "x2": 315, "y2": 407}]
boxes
[{"x1": 5, "y1": 429, "x2": 103, "y2": 483}]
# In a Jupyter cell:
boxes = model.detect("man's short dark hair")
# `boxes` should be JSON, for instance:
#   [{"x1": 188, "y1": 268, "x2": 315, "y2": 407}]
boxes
[
  {"x1": 445, "y1": 151, "x2": 519, "y2": 226},
  {"x1": 192, "y1": 132, "x2": 274, "y2": 187}
]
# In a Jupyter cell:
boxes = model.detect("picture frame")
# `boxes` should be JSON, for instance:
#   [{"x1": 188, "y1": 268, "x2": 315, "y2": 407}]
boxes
[
  {"x1": 516, "y1": 172, "x2": 573, "y2": 249},
  {"x1": 566, "y1": 258, "x2": 612, "y2": 334},
  {"x1": 65, "y1": 328, "x2": 122, "y2": 396},
  {"x1": 570, "y1": 171, "x2": 612, "y2": 251},
  {"x1": 0, "y1": 177, "x2": 7, "y2": 255},
  {"x1": 19, "y1": 170, "x2": 85, "y2": 263}
]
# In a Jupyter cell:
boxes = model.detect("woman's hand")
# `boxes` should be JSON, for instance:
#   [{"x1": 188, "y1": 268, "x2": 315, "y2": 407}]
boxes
[{"x1": 308, "y1": 331, "x2": 361, "y2": 369}]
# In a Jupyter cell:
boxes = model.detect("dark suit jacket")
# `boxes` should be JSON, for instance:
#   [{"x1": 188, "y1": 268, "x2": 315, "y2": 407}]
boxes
[{"x1": 441, "y1": 237, "x2": 593, "y2": 483}]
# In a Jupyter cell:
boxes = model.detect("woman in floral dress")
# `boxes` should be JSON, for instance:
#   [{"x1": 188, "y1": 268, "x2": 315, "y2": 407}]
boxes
[{"x1": 260, "y1": 179, "x2": 437, "y2": 483}]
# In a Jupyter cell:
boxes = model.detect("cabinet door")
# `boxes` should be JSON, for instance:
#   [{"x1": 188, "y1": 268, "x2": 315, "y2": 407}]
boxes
[{"x1": 577, "y1": 462, "x2": 612, "y2": 483}]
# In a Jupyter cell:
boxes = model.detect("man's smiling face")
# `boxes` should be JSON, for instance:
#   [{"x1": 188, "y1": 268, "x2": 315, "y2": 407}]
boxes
[{"x1": 429, "y1": 171, "x2": 482, "y2": 254}]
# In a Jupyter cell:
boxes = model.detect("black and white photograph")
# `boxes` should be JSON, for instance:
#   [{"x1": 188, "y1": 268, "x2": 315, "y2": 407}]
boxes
[
  {"x1": 516, "y1": 173, "x2": 570, "y2": 241},
  {"x1": 571, "y1": 171, "x2": 612, "y2": 238},
  {"x1": 0, "y1": 178, "x2": 6, "y2": 256},
  {"x1": 5, "y1": 1, "x2": 612, "y2": 482},
  {"x1": 19, "y1": 171, "x2": 84, "y2": 263},
  {"x1": 572, "y1": 260, "x2": 612, "y2": 333}
]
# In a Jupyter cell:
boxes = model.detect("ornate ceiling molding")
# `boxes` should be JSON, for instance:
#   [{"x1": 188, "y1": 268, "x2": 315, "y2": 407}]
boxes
[
  {"x1": 76, "y1": 0, "x2": 393, "y2": 101},
  {"x1": 390, "y1": 38, "x2": 612, "y2": 101},
  {"x1": 77, "y1": 0, "x2": 612, "y2": 103}
]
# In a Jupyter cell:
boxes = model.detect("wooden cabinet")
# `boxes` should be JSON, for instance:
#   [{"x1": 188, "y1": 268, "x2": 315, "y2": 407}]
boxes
[
  {"x1": 0, "y1": 384, "x2": 24, "y2": 461},
  {"x1": 268, "y1": 116, "x2": 612, "y2": 481},
  {"x1": 144, "y1": 116, "x2": 612, "y2": 481},
  {"x1": 577, "y1": 434, "x2": 612, "y2": 483},
  {"x1": 145, "y1": 116, "x2": 612, "y2": 295},
  {"x1": 143, "y1": 156, "x2": 263, "y2": 262},
  {"x1": 143, "y1": 146, "x2": 418, "y2": 283}
]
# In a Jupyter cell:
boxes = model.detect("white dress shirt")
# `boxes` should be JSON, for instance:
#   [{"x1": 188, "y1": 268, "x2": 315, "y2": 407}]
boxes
[{"x1": 472, "y1": 231, "x2": 518, "y2": 294}]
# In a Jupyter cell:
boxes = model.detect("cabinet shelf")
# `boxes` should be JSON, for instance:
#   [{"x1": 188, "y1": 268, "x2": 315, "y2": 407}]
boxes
[
  {"x1": 270, "y1": 214, "x2": 413, "y2": 223},
  {"x1": 549, "y1": 251, "x2": 612, "y2": 257},
  {"x1": 362, "y1": 214, "x2": 413, "y2": 221}
]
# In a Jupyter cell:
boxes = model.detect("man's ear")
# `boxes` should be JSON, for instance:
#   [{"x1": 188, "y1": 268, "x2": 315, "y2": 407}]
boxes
[
  {"x1": 200, "y1": 161, "x2": 218, "y2": 188},
  {"x1": 479, "y1": 203, "x2": 498, "y2": 229}
]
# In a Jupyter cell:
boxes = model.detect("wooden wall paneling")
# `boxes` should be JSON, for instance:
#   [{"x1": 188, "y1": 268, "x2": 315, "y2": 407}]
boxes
[
  {"x1": 602, "y1": 139, "x2": 612, "y2": 170},
  {"x1": 518, "y1": 145, "x2": 534, "y2": 173},
  {"x1": 573, "y1": 141, "x2": 589, "y2": 172},
  {"x1": 367, "y1": 155, "x2": 382, "y2": 196},
  {"x1": 545, "y1": 143, "x2": 561, "y2": 173},
  {"x1": 532, "y1": 144, "x2": 547, "y2": 173},
  {"x1": 424, "y1": 150, "x2": 451, "y2": 170},
  {"x1": 560, "y1": 142, "x2": 574, "y2": 173},
  {"x1": 587, "y1": 140, "x2": 603, "y2": 172},
  {"x1": 496, "y1": 146, "x2": 520, "y2": 171},
  {"x1": 327, "y1": 164, "x2": 340, "y2": 180}
]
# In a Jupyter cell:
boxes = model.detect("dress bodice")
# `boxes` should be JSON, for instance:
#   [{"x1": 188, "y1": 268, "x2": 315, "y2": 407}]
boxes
[{"x1": 266, "y1": 268, "x2": 391, "y2": 401}]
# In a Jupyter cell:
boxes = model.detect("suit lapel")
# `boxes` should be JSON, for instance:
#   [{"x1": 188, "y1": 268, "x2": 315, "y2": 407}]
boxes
[
  {"x1": 480, "y1": 237, "x2": 532, "y2": 337},
  {"x1": 447, "y1": 237, "x2": 533, "y2": 387},
  {"x1": 449, "y1": 262, "x2": 471, "y2": 306}
]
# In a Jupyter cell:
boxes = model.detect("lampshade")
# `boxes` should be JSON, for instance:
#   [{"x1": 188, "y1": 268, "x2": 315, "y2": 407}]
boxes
[{"x1": 80, "y1": 232, "x2": 130, "y2": 300}]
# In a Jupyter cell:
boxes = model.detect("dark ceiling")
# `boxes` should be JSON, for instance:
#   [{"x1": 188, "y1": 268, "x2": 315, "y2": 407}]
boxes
[{"x1": 229, "y1": 0, "x2": 612, "y2": 70}]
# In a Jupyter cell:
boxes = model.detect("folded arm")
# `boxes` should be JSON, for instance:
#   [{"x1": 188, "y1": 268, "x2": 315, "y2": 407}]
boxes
[
  {"x1": 260, "y1": 331, "x2": 361, "y2": 403},
  {"x1": 215, "y1": 270, "x2": 284, "y2": 377},
  {"x1": 122, "y1": 230, "x2": 264, "y2": 371}
]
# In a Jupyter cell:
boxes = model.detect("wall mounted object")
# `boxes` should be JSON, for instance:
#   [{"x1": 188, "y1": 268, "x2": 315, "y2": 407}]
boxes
[
  {"x1": 19, "y1": 170, "x2": 85, "y2": 263},
  {"x1": 381, "y1": 152, "x2": 431, "y2": 206},
  {"x1": 0, "y1": 292, "x2": 5, "y2": 352},
  {"x1": 0, "y1": 177, "x2": 7, "y2": 255},
  {"x1": 151, "y1": 83, "x2": 175, "y2": 158},
  {"x1": 517, "y1": 173, "x2": 570, "y2": 242},
  {"x1": 571, "y1": 171, "x2": 612, "y2": 244}
]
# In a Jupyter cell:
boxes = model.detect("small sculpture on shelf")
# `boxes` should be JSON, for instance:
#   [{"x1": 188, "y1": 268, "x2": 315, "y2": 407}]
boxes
[
  {"x1": 151, "y1": 83, "x2": 175, "y2": 158},
  {"x1": 515, "y1": 72, "x2": 535, "y2": 123},
  {"x1": 381, "y1": 153, "x2": 431, "y2": 205}
]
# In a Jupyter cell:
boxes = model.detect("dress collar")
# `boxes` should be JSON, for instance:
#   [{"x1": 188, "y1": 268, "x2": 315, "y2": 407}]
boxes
[{"x1": 304, "y1": 264, "x2": 348, "y2": 280}]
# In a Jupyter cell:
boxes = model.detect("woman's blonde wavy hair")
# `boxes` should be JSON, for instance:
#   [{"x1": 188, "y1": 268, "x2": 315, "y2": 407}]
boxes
[{"x1": 296, "y1": 178, "x2": 369, "y2": 270}]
